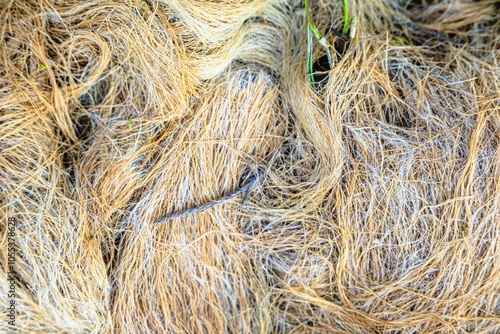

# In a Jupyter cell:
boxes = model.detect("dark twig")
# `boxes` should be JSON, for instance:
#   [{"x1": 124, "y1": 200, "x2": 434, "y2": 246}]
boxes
[{"x1": 155, "y1": 172, "x2": 260, "y2": 225}]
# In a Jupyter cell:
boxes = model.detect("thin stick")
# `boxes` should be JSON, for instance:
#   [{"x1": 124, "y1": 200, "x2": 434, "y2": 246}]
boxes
[{"x1": 155, "y1": 173, "x2": 259, "y2": 225}]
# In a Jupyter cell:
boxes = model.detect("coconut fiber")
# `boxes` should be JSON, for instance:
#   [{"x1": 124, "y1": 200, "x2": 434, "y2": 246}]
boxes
[{"x1": 1, "y1": 0, "x2": 499, "y2": 333}]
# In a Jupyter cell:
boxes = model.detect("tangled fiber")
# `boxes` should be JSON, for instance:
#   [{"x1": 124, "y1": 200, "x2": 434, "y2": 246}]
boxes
[{"x1": 1, "y1": 0, "x2": 499, "y2": 333}]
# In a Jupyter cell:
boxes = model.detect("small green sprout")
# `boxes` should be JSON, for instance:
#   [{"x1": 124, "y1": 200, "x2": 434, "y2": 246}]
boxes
[
  {"x1": 437, "y1": 182, "x2": 443, "y2": 190},
  {"x1": 128, "y1": 121, "x2": 135, "y2": 129},
  {"x1": 461, "y1": 223, "x2": 468, "y2": 230},
  {"x1": 343, "y1": 0, "x2": 350, "y2": 35},
  {"x1": 39, "y1": 63, "x2": 47, "y2": 69},
  {"x1": 305, "y1": 0, "x2": 332, "y2": 87},
  {"x1": 395, "y1": 37, "x2": 409, "y2": 45}
]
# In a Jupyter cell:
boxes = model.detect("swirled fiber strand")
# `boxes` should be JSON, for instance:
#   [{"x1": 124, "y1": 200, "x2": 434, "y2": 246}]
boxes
[{"x1": 0, "y1": 0, "x2": 499, "y2": 333}]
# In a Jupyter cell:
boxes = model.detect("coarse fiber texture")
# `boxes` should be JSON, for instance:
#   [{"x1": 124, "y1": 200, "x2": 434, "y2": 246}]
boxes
[{"x1": 0, "y1": 0, "x2": 499, "y2": 333}]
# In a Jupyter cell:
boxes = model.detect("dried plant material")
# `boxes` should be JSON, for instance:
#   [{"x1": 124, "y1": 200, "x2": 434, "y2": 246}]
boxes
[{"x1": 0, "y1": 0, "x2": 499, "y2": 333}]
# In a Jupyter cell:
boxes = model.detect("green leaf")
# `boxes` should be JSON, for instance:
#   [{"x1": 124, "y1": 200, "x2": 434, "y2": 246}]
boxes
[{"x1": 40, "y1": 63, "x2": 47, "y2": 69}]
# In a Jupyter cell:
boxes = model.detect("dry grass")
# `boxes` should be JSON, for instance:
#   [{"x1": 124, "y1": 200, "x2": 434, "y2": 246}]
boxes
[{"x1": 1, "y1": 0, "x2": 499, "y2": 333}]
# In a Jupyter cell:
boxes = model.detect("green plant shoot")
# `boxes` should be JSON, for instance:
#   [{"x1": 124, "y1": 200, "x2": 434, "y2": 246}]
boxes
[{"x1": 305, "y1": 0, "x2": 332, "y2": 87}]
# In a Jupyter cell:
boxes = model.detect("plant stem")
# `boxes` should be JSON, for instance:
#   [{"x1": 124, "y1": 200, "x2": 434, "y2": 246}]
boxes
[
  {"x1": 343, "y1": 0, "x2": 350, "y2": 35},
  {"x1": 307, "y1": 26, "x2": 315, "y2": 86},
  {"x1": 304, "y1": 0, "x2": 332, "y2": 87}
]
